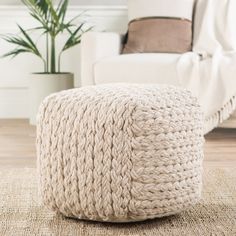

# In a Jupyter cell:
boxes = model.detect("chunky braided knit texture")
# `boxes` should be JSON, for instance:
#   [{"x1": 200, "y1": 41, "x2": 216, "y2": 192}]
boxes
[{"x1": 37, "y1": 84, "x2": 204, "y2": 222}]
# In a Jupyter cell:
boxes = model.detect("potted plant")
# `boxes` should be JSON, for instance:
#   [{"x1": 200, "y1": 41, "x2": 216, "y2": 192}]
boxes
[{"x1": 2, "y1": 0, "x2": 91, "y2": 125}]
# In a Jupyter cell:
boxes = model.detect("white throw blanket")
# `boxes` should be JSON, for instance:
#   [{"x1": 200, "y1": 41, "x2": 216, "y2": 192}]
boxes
[{"x1": 177, "y1": 0, "x2": 236, "y2": 134}]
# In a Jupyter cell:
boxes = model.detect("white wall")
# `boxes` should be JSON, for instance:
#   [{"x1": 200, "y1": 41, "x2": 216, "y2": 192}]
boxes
[{"x1": 0, "y1": 5, "x2": 128, "y2": 118}]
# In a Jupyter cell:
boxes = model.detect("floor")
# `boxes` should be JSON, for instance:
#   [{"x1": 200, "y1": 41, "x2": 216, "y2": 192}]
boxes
[{"x1": 0, "y1": 119, "x2": 235, "y2": 168}]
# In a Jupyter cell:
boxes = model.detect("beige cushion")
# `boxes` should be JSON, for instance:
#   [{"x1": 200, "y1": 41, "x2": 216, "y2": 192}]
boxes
[{"x1": 123, "y1": 18, "x2": 192, "y2": 54}]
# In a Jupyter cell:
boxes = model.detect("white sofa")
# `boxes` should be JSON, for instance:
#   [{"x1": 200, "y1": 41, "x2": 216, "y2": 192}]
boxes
[{"x1": 81, "y1": 31, "x2": 236, "y2": 129}]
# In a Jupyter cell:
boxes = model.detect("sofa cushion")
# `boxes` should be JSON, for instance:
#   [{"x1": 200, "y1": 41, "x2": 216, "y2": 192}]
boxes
[
  {"x1": 94, "y1": 54, "x2": 185, "y2": 85},
  {"x1": 123, "y1": 18, "x2": 192, "y2": 54},
  {"x1": 123, "y1": 0, "x2": 195, "y2": 54}
]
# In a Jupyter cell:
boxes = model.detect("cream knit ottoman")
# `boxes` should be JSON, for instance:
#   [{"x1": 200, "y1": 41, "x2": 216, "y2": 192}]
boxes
[{"x1": 37, "y1": 84, "x2": 204, "y2": 222}]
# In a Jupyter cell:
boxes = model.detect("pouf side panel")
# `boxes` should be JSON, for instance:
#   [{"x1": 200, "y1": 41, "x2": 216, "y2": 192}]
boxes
[
  {"x1": 37, "y1": 93, "x2": 67, "y2": 213},
  {"x1": 67, "y1": 89, "x2": 100, "y2": 219},
  {"x1": 106, "y1": 97, "x2": 136, "y2": 221},
  {"x1": 129, "y1": 88, "x2": 204, "y2": 220},
  {"x1": 81, "y1": 92, "x2": 135, "y2": 221},
  {"x1": 37, "y1": 87, "x2": 136, "y2": 222},
  {"x1": 37, "y1": 89, "x2": 98, "y2": 217},
  {"x1": 79, "y1": 88, "x2": 136, "y2": 221}
]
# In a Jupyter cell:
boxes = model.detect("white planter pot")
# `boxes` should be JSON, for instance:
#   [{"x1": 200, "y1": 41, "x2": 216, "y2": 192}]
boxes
[{"x1": 29, "y1": 73, "x2": 74, "y2": 125}]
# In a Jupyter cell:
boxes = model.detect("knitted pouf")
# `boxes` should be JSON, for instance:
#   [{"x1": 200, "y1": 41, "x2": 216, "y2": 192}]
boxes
[{"x1": 37, "y1": 84, "x2": 204, "y2": 222}]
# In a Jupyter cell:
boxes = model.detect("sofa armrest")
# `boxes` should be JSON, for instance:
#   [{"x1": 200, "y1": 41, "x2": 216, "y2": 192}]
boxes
[{"x1": 81, "y1": 32, "x2": 124, "y2": 87}]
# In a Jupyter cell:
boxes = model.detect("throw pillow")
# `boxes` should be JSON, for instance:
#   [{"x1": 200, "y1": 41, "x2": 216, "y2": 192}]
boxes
[{"x1": 123, "y1": 0, "x2": 195, "y2": 54}]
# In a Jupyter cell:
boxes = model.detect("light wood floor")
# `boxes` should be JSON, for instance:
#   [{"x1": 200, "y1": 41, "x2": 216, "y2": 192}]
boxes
[{"x1": 0, "y1": 119, "x2": 235, "y2": 168}]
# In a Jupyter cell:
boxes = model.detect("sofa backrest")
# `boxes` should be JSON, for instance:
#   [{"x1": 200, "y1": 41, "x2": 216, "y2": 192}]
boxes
[
  {"x1": 128, "y1": 0, "x2": 195, "y2": 22},
  {"x1": 127, "y1": 0, "x2": 236, "y2": 55}
]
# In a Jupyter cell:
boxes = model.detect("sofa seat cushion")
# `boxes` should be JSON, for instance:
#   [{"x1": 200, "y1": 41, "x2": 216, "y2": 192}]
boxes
[{"x1": 94, "y1": 53, "x2": 184, "y2": 85}]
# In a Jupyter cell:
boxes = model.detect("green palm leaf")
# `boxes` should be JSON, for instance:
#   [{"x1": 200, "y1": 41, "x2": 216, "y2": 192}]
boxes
[
  {"x1": 2, "y1": 35, "x2": 31, "y2": 49},
  {"x1": 62, "y1": 23, "x2": 85, "y2": 51},
  {"x1": 45, "y1": 0, "x2": 59, "y2": 24},
  {"x1": 17, "y1": 24, "x2": 41, "y2": 57},
  {"x1": 29, "y1": 12, "x2": 48, "y2": 28},
  {"x1": 36, "y1": 0, "x2": 49, "y2": 17},
  {"x1": 57, "y1": 0, "x2": 69, "y2": 23},
  {"x1": 2, "y1": 48, "x2": 32, "y2": 58},
  {"x1": 22, "y1": 0, "x2": 48, "y2": 24}
]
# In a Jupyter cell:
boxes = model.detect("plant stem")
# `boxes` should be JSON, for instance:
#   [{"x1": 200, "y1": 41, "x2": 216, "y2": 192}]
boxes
[
  {"x1": 58, "y1": 51, "x2": 63, "y2": 73},
  {"x1": 50, "y1": 35, "x2": 56, "y2": 73},
  {"x1": 46, "y1": 33, "x2": 49, "y2": 73}
]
